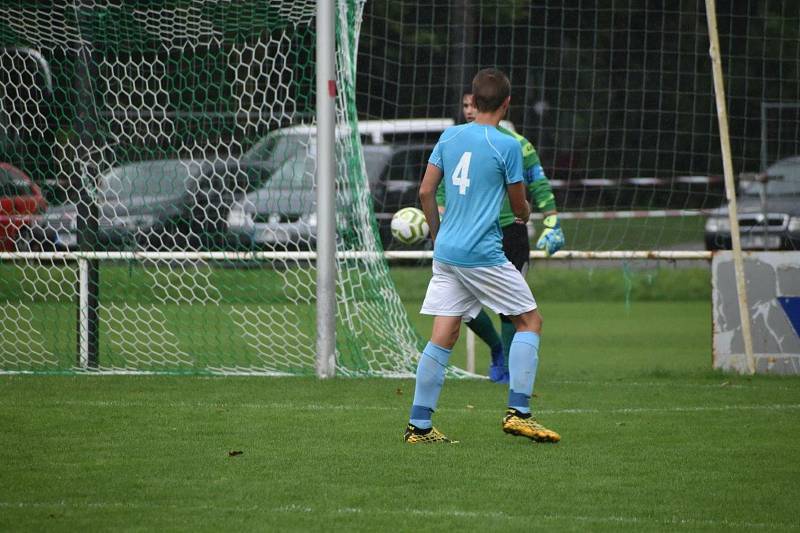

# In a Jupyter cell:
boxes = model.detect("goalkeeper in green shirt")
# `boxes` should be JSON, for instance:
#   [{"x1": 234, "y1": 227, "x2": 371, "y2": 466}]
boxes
[{"x1": 436, "y1": 91, "x2": 565, "y2": 383}]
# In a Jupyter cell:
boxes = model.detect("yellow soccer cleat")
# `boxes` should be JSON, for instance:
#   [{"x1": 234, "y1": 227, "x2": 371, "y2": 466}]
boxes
[
  {"x1": 502, "y1": 409, "x2": 561, "y2": 443},
  {"x1": 404, "y1": 424, "x2": 458, "y2": 444}
]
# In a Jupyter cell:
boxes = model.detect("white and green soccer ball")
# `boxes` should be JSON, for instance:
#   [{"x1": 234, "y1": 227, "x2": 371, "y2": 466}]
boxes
[{"x1": 390, "y1": 207, "x2": 429, "y2": 245}]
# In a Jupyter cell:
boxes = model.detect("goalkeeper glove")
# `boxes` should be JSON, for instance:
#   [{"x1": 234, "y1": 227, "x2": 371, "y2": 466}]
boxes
[{"x1": 536, "y1": 215, "x2": 565, "y2": 256}]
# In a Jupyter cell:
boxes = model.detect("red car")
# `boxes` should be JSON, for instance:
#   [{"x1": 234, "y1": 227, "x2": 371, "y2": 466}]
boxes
[{"x1": 0, "y1": 163, "x2": 46, "y2": 251}]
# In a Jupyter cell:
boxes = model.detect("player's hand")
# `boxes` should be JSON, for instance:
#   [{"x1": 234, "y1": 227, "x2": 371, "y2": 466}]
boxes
[{"x1": 536, "y1": 215, "x2": 565, "y2": 256}]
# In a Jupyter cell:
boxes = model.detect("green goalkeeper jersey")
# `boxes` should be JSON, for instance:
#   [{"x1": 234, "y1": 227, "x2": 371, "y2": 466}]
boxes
[{"x1": 435, "y1": 125, "x2": 556, "y2": 228}]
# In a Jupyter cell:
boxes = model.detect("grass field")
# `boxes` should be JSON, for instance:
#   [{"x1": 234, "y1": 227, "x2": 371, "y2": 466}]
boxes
[
  {"x1": 2, "y1": 264, "x2": 800, "y2": 531},
  {"x1": 559, "y1": 215, "x2": 707, "y2": 250}
]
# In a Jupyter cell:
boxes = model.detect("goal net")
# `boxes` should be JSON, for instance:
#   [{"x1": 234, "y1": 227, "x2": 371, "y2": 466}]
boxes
[
  {"x1": 0, "y1": 0, "x2": 429, "y2": 375},
  {"x1": 1, "y1": 2, "x2": 798, "y2": 374}
]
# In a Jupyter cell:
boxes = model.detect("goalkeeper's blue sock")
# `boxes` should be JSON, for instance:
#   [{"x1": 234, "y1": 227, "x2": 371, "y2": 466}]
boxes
[
  {"x1": 466, "y1": 310, "x2": 502, "y2": 363},
  {"x1": 409, "y1": 342, "x2": 452, "y2": 430},
  {"x1": 500, "y1": 319, "x2": 516, "y2": 363},
  {"x1": 507, "y1": 331, "x2": 540, "y2": 414}
]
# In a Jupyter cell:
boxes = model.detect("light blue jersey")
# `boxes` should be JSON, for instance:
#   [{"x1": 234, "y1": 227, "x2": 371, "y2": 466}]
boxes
[{"x1": 429, "y1": 122, "x2": 523, "y2": 267}]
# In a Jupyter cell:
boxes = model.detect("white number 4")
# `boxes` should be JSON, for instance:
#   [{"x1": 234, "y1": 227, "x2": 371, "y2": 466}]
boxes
[{"x1": 451, "y1": 152, "x2": 472, "y2": 195}]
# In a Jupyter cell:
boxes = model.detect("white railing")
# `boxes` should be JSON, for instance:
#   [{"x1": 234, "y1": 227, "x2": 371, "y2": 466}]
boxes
[{"x1": 0, "y1": 250, "x2": 712, "y2": 261}]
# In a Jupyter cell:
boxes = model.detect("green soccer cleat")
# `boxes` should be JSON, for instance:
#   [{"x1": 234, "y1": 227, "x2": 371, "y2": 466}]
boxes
[
  {"x1": 404, "y1": 424, "x2": 458, "y2": 444},
  {"x1": 502, "y1": 409, "x2": 561, "y2": 443}
]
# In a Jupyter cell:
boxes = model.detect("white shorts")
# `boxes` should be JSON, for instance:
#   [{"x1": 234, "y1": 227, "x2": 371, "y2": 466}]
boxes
[{"x1": 420, "y1": 260, "x2": 537, "y2": 320}]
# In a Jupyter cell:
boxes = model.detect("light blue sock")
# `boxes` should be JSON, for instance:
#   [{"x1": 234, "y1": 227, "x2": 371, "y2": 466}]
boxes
[
  {"x1": 409, "y1": 342, "x2": 452, "y2": 429},
  {"x1": 500, "y1": 319, "x2": 516, "y2": 362},
  {"x1": 507, "y1": 331, "x2": 540, "y2": 414}
]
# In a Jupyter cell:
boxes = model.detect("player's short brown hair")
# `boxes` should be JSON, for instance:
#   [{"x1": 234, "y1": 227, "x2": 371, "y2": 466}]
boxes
[{"x1": 471, "y1": 68, "x2": 510, "y2": 112}]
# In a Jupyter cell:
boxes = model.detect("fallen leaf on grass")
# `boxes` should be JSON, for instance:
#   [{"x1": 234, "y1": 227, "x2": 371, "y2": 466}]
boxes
[{"x1": 228, "y1": 450, "x2": 244, "y2": 457}]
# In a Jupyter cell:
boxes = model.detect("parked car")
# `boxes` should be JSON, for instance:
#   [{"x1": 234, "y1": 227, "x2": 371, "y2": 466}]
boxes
[
  {"x1": 0, "y1": 162, "x2": 46, "y2": 251},
  {"x1": 226, "y1": 141, "x2": 434, "y2": 250},
  {"x1": 227, "y1": 119, "x2": 512, "y2": 250},
  {"x1": 15, "y1": 158, "x2": 263, "y2": 251},
  {"x1": 367, "y1": 143, "x2": 435, "y2": 247},
  {"x1": 227, "y1": 138, "x2": 319, "y2": 250},
  {"x1": 704, "y1": 156, "x2": 800, "y2": 250},
  {"x1": 19, "y1": 119, "x2": 509, "y2": 252}
]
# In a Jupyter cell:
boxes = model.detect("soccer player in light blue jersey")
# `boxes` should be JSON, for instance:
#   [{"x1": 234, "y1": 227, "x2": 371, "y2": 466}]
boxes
[
  {"x1": 404, "y1": 69, "x2": 560, "y2": 444},
  {"x1": 436, "y1": 91, "x2": 564, "y2": 384}
]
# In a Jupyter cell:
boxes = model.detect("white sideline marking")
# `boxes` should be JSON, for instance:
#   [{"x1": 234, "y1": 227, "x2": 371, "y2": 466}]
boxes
[
  {"x1": 548, "y1": 380, "x2": 800, "y2": 392},
  {"x1": 550, "y1": 404, "x2": 800, "y2": 415},
  {"x1": 2, "y1": 399, "x2": 799, "y2": 416},
  {"x1": 1, "y1": 374, "x2": 779, "y2": 389},
  {"x1": 0, "y1": 502, "x2": 795, "y2": 530},
  {"x1": 549, "y1": 380, "x2": 749, "y2": 388}
]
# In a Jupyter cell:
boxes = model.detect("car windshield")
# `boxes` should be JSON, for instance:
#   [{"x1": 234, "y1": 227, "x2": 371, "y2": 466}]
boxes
[
  {"x1": 363, "y1": 147, "x2": 393, "y2": 184},
  {"x1": 742, "y1": 158, "x2": 800, "y2": 196},
  {"x1": 385, "y1": 148, "x2": 431, "y2": 181},
  {"x1": 242, "y1": 133, "x2": 309, "y2": 167},
  {"x1": 100, "y1": 161, "x2": 190, "y2": 201},
  {"x1": 246, "y1": 132, "x2": 420, "y2": 192},
  {"x1": 263, "y1": 147, "x2": 316, "y2": 190}
]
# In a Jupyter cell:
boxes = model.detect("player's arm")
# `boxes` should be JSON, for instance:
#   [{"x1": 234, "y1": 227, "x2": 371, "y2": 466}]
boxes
[
  {"x1": 435, "y1": 180, "x2": 446, "y2": 216},
  {"x1": 529, "y1": 176, "x2": 557, "y2": 216},
  {"x1": 520, "y1": 141, "x2": 557, "y2": 215},
  {"x1": 507, "y1": 181, "x2": 530, "y2": 222},
  {"x1": 419, "y1": 163, "x2": 444, "y2": 241},
  {"x1": 525, "y1": 162, "x2": 565, "y2": 256},
  {"x1": 503, "y1": 140, "x2": 530, "y2": 221},
  {"x1": 514, "y1": 136, "x2": 564, "y2": 255}
]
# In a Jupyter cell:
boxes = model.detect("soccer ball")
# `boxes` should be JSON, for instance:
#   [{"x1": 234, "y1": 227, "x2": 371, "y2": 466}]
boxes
[{"x1": 390, "y1": 207, "x2": 429, "y2": 245}]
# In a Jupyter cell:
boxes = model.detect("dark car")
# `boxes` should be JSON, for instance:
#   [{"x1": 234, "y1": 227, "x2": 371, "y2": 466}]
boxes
[
  {"x1": 705, "y1": 156, "x2": 800, "y2": 250},
  {"x1": 16, "y1": 158, "x2": 262, "y2": 251},
  {"x1": 225, "y1": 121, "x2": 443, "y2": 250},
  {"x1": 225, "y1": 140, "x2": 433, "y2": 250},
  {"x1": 367, "y1": 143, "x2": 433, "y2": 248},
  {"x1": 0, "y1": 162, "x2": 46, "y2": 251}
]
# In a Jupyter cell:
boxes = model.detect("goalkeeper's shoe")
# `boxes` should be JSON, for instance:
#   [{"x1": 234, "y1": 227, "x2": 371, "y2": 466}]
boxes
[
  {"x1": 502, "y1": 408, "x2": 560, "y2": 443},
  {"x1": 404, "y1": 424, "x2": 458, "y2": 444},
  {"x1": 535, "y1": 215, "x2": 565, "y2": 256},
  {"x1": 488, "y1": 364, "x2": 509, "y2": 384},
  {"x1": 488, "y1": 344, "x2": 509, "y2": 384}
]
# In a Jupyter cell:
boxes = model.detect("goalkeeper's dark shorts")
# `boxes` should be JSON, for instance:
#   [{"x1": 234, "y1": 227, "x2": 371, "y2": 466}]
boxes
[{"x1": 502, "y1": 222, "x2": 530, "y2": 276}]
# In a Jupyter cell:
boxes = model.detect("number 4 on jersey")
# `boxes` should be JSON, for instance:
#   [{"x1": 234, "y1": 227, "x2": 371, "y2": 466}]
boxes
[{"x1": 451, "y1": 152, "x2": 472, "y2": 195}]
